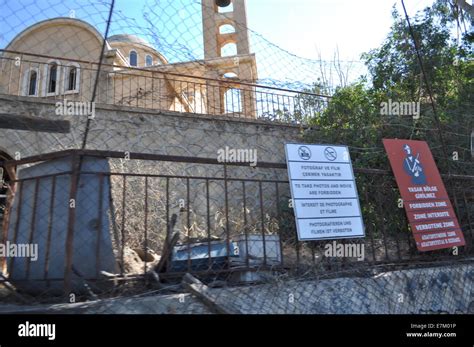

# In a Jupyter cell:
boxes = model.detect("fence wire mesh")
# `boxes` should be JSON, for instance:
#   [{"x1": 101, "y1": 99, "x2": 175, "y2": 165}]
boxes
[{"x1": 0, "y1": 0, "x2": 472, "y2": 314}]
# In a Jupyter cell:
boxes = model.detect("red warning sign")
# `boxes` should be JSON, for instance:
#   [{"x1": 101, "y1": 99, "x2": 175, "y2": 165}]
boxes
[{"x1": 383, "y1": 139, "x2": 465, "y2": 251}]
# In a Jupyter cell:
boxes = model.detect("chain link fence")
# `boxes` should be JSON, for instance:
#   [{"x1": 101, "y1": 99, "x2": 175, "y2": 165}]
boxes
[
  {"x1": 0, "y1": 149, "x2": 473, "y2": 312},
  {"x1": 0, "y1": 0, "x2": 473, "y2": 313}
]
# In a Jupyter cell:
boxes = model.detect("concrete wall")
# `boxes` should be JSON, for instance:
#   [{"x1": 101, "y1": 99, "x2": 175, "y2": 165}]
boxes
[
  {"x1": 216, "y1": 263, "x2": 474, "y2": 314},
  {"x1": 131, "y1": 262, "x2": 474, "y2": 314},
  {"x1": 1, "y1": 263, "x2": 472, "y2": 314},
  {"x1": 0, "y1": 94, "x2": 301, "y2": 161},
  {"x1": 0, "y1": 95, "x2": 301, "y2": 291}
]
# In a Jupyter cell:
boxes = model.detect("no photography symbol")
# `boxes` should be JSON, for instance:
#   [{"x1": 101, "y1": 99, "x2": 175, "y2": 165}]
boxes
[{"x1": 324, "y1": 147, "x2": 337, "y2": 161}]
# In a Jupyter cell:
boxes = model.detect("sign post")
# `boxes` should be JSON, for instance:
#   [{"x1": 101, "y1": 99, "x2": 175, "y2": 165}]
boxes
[
  {"x1": 383, "y1": 139, "x2": 465, "y2": 251},
  {"x1": 285, "y1": 143, "x2": 365, "y2": 241}
]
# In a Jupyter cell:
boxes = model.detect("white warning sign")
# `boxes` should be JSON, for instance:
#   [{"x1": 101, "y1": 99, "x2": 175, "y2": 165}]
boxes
[{"x1": 285, "y1": 143, "x2": 365, "y2": 240}]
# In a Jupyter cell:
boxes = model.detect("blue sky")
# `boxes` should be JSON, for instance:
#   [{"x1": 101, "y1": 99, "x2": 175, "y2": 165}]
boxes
[
  {"x1": 246, "y1": 0, "x2": 436, "y2": 61},
  {"x1": 0, "y1": 0, "x2": 440, "y2": 88}
]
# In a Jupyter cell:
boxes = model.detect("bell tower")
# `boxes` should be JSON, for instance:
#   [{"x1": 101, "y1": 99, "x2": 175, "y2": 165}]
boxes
[
  {"x1": 201, "y1": 0, "x2": 257, "y2": 118},
  {"x1": 202, "y1": 0, "x2": 250, "y2": 59}
]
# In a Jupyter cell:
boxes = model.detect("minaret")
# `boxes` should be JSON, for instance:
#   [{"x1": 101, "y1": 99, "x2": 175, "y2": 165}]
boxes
[{"x1": 202, "y1": 0, "x2": 250, "y2": 58}]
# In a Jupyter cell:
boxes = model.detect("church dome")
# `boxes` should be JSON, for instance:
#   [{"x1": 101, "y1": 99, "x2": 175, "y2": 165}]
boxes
[{"x1": 108, "y1": 34, "x2": 154, "y2": 49}]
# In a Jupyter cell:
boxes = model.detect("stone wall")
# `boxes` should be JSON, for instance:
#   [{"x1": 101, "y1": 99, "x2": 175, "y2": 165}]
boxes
[
  {"x1": 0, "y1": 95, "x2": 300, "y2": 231},
  {"x1": 1, "y1": 263, "x2": 472, "y2": 314},
  {"x1": 0, "y1": 94, "x2": 301, "y2": 286},
  {"x1": 0, "y1": 94, "x2": 301, "y2": 162},
  {"x1": 214, "y1": 263, "x2": 474, "y2": 314}
]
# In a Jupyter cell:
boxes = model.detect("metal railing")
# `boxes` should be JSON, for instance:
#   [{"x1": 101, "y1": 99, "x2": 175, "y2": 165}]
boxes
[
  {"x1": 1, "y1": 150, "x2": 473, "y2": 296},
  {"x1": 0, "y1": 50, "x2": 330, "y2": 123}
]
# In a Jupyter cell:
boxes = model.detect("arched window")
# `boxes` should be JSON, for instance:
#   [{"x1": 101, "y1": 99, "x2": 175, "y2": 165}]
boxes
[
  {"x1": 219, "y1": 24, "x2": 235, "y2": 34},
  {"x1": 28, "y1": 70, "x2": 38, "y2": 96},
  {"x1": 145, "y1": 55, "x2": 153, "y2": 67},
  {"x1": 223, "y1": 72, "x2": 238, "y2": 79},
  {"x1": 129, "y1": 50, "x2": 138, "y2": 67},
  {"x1": 220, "y1": 43, "x2": 237, "y2": 57},
  {"x1": 67, "y1": 67, "x2": 77, "y2": 90},
  {"x1": 42, "y1": 60, "x2": 61, "y2": 96},
  {"x1": 64, "y1": 63, "x2": 80, "y2": 93},
  {"x1": 47, "y1": 62, "x2": 58, "y2": 94},
  {"x1": 22, "y1": 68, "x2": 39, "y2": 96}
]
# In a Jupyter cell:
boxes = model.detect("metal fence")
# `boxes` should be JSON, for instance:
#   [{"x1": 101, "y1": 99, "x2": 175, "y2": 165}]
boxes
[
  {"x1": 0, "y1": 50, "x2": 328, "y2": 123},
  {"x1": 1, "y1": 149, "x2": 473, "y2": 299}
]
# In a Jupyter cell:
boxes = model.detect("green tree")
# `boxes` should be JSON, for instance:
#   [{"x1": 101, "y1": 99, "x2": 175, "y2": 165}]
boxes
[
  {"x1": 300, "y1": 1, "x2": 473, "y2": 248},
  {"x1": 303, "y1": 0, "x2": 473, "y2": 174}
]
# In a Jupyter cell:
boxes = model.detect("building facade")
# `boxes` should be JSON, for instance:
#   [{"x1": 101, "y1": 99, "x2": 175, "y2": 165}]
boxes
[{"x1": 0, "y1": 0, "x2": 257, "y2": 117}]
